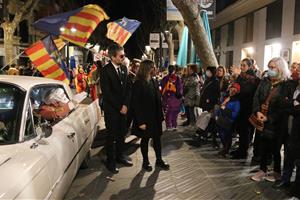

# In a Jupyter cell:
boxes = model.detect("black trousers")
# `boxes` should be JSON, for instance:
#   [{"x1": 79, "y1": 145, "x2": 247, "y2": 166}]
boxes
[
  {"x1": 253, "y1": 130, "x2": 262, "y2": 158},
  {"x1": 236, "y1": 115, "x2": 252, "y2": 156},
  {"x1": 104, "y1": 112, "x2": 127, "y2": 166},
  {"x1": 260, "y1": 136, "x2": 282, "y2": 173},
  {"x1": 140, "y1": 135, "x2": 162, "y2": 163}
]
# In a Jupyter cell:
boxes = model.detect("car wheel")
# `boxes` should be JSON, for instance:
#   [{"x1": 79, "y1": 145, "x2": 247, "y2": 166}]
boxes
[{"x1": 80, "y1": 150, "x2": 91, "y2": 169}]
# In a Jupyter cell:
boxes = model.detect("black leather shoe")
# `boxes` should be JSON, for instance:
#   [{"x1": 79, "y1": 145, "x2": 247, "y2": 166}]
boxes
[
  {"x1": 230, "y1": 153, "x2": 247, "y2": 160},
  {"x1": 142, "y1": 162, "x2": 153, "y2": 172},
  {"x1": 156, "y1": 159, "x2": 170, "y2": 170},
  {"x1": 117, "y1": 158, "x2": 133, "y2": 167},
  {"x1": 105, "y1": 163, "x2": 119, "y2": 174},
  {"x1": 272, "y1": 181, "x2": 291, "y2": 190}
]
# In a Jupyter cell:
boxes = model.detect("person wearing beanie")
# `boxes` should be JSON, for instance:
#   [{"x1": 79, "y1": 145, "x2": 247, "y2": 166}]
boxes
[{"x1": 215, "y1": 83, "x2": 241, "y2": 157}]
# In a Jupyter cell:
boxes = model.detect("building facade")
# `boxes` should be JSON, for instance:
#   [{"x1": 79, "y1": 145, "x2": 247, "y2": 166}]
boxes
[{"x1": 212, "y1": 0, "x2": 300, "y2": 70}]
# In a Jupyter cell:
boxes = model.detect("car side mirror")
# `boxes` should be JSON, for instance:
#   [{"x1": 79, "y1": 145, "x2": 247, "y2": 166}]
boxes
[
  {"x1": 36, "y1": 122, "x2": 52, "y2": 139},
  {"x1": 41, "y1": 123, "x2": 52, "y2": 138}
]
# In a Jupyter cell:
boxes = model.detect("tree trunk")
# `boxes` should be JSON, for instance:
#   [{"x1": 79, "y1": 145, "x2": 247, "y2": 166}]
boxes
[
  {"x1": 164, "y1": 32, "x2": 175, "y2": 66},
  {"x1": 175, "y1": 21, "x2": 184, "y2": 44},
  {"x1": 171, "y1": 0, "x2": 218, "y2": 68}
]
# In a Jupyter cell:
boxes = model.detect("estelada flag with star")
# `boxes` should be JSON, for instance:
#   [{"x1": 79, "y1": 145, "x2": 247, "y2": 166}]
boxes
[
  {"x1": 25, "y1": 35, "x2": 69, "y2": 84},
  {"x1": 34, "y1": 4, "x2": 109, "y2": 47},
  {"x1": 106, "y1": 17, "x2": 141, "y2": 46}
]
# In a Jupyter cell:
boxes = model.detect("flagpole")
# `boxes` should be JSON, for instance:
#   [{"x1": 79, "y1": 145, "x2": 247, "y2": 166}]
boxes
[{"x1": 1, "y1": 51, "x2": 25, "y2": 71}]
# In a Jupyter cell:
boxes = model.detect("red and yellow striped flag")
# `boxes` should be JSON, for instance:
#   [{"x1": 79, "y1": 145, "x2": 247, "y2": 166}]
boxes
[
  {"x1": 60, "y1": 4, "x2": 109, "y2": 47},
  {"x1": 25, "y1": 36, "x2": 69, "y2": 84},
  {"x1": 34, "y1": 4, "x2": 109, "y2": 47}
]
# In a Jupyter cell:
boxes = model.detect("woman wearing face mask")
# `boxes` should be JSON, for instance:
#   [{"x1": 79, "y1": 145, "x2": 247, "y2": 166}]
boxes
[
  {"x1": 199, "y1": 66, "x2": 220, "y2": 112},
  {"x1": 272, "y1": 64, "x2": 299, "y2": 191},
  {"x1": 251, "y1": 57, "x2": 291, "y2": 182}
]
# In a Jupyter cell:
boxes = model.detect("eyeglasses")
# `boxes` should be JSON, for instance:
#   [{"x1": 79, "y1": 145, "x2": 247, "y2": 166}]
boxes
[{"x1": 119, "y1": 54, "x2": 125, "y2": 59}]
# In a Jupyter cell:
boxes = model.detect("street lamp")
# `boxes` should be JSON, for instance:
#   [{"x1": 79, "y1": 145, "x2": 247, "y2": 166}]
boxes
[{"x1": 60, "y1": 27, "x2": 65, "y2": 32}]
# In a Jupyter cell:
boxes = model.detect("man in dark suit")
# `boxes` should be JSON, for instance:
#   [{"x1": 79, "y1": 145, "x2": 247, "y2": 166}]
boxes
[{"x1": 100, "y1": 43, "x2": 132, "y2": 173}]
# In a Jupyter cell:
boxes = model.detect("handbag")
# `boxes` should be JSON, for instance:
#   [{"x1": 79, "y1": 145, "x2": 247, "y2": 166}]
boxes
[
  {"x1": 249, "y1": 87, "x2": 277, "y2": 131},
  {"x1": 216, "y1": 110, "x2": 233, "y2": 130}
]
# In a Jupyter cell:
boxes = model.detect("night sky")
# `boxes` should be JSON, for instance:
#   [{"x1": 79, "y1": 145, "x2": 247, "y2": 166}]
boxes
[{"x1": 47, "y1": 0, "x2": 235, "y2": 59}]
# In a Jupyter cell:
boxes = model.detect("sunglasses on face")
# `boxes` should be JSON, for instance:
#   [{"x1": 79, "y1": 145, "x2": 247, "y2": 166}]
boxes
[{"x1": 119, "y1": 54, "x2": 125, "y2": 59}]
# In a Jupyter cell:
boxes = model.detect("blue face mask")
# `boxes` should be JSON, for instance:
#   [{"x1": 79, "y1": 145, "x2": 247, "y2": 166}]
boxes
[{"x1": 267, "y1": 69, "x2": 278, "y2": 77}]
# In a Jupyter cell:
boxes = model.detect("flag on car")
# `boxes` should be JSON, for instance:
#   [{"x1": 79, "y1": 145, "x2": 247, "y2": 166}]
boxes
[
  {"x1": 106, "y1": 17, "x2": 141, "y2": 46},
  {"x1": 25, "y1": 35, "x2": 69, "y2": 84},
  {"x1": 33, "y1": 4, "x2": 109, "y2": 47}
]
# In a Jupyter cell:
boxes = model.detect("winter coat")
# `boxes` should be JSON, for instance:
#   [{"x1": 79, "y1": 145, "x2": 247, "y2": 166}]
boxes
[
  {"x1": 289, "y1": 86, "x2": 300, "y2": 159},
  {"x1": 131, "y1": 79, "x2": 164, "y2": 138},
  {"x1": 199, "y1": 77, "x2": 220, "y2": 112},
  {"x1": 236, "y1": 69, "x2": 260, "y2": 118},
  {"x1": 252, "y1": 78, "x2": 292, "y2": 139},
  {"x1": 183, "y1": 73, "x2": 200, "y2": 107}
]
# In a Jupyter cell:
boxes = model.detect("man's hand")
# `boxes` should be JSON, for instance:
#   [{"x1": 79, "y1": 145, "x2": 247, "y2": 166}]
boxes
[
  {"x1": 139, "y1": 124, "x2": 146, "y2": 130},
  {"x1": 120, "y1": 105, "x2": 128, "y2": 115}
]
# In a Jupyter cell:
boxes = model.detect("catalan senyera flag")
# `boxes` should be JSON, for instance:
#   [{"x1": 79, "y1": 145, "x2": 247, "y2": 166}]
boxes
[
  {"x1": 33, "y1": 4, "x2": 109, "y2": 47},
  {"x1": 54, "y1": 38, "x2": 67, "y2": 51},
  {"x1": 106, "y1": 17, "x2": 141, "y2": 46},
  {"x1": 25, "y1": 36, "x2": 69, "y2": 84}
]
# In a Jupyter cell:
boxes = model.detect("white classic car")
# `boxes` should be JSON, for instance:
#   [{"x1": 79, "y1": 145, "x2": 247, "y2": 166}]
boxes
[{"x1": 0, "y1": 75, "x2": 101, "y2": 199}]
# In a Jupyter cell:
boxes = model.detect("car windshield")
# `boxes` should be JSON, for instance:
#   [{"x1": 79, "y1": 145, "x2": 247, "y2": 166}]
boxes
[{"x1": 0, "y1": 83, "x2": 25, "y2": 144}]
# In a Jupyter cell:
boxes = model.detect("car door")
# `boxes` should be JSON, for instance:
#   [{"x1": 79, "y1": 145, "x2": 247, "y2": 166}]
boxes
[{"x1": 27, "y1": 85, "x2": 80, "y2": 198}]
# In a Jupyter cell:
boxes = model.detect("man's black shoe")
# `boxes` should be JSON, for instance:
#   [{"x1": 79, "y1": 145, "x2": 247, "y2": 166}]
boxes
[
  {"x1": 117, "y1": 158, "x2": 133, "y2": 167},
  {"x1": 272, "y1": 180, "x2": 291, "y2": 190},
  {"x1": 156, "y1": 159, "x2": 170, "y2": 170},
  {"x1": 231, "y1": 154, "x2": 247, "y2": 159},
  {"x1": 105, "y1": 163, "x2": 119, "y2": 174},
  {"x1": 142, "y1": 162, "x2": 153, "y2": 172},
  {"x1": 230, "y1": 149, "x2": 240, "y2": 156}
]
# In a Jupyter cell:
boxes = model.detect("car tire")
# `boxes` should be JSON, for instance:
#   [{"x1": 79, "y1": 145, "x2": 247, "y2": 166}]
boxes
[{"x1": 80, "y1": 150, "x2": 91, "y2": 169}]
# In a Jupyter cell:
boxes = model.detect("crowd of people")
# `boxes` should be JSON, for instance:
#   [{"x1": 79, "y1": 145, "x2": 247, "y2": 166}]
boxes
[
  {"x1": 1, "y1": 42, "x2": 299, "y2": 198},
  {"x1": 97, "y1": 43, "x2": 300, "y2": 198}
]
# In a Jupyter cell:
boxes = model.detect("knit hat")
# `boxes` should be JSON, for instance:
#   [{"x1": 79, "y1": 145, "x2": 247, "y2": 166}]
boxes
[{"x1": 229, "y1": 83, "x2": 241, "y2": 93}]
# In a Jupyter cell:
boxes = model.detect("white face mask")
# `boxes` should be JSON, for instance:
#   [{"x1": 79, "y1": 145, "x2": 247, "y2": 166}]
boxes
[{"x1": 205, "y1": 70, "x2": 212, "y2": 77}]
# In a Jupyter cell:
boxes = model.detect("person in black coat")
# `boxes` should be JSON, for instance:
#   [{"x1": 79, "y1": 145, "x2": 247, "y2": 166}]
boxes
[
  {"x1": 199, "y1": 66, "x2": 220, "y2": 112},
  {"x1": 231, "y1": 58, "x2": 260, "y2": 159},
  {"x1": 131, "y1": 59, "x2": 169, "y2": 171},
  {"x1": 100, "y1": 43, "x2": 132, "y2": 174},
  {"x1": 289, "y1": 89, "x2": 300, "y2": 198},
  {"x1": 251, "y1": 57, "x2": 291, "y2": 182}
]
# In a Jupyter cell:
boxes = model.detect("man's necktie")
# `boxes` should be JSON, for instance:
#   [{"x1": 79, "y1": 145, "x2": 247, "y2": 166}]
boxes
[{"x1": 117, "y1": 67, "x2": 121, "y2": 77}]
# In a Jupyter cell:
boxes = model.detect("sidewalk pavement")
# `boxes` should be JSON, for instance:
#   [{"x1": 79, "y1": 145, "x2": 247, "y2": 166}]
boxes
[{"x1": 65, "y1": 125, "x2": 291, "y2": 200}]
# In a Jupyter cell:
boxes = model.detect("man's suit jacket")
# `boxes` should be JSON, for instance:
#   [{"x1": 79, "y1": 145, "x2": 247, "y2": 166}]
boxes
[{"x1": 100, "y1": 61, "x2": 131, "y2": 115}]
